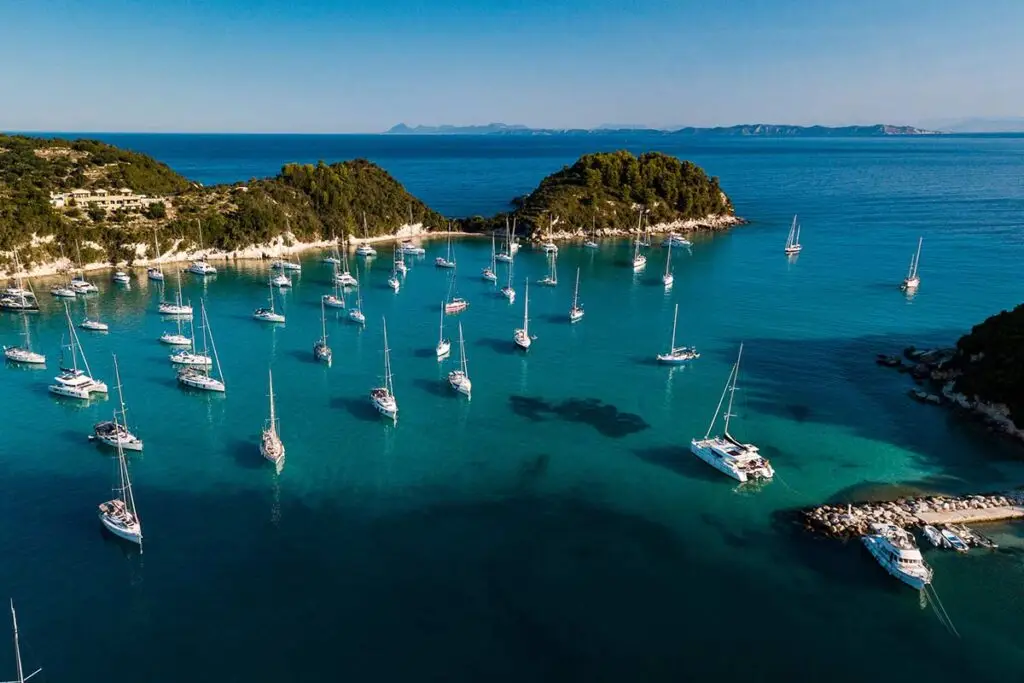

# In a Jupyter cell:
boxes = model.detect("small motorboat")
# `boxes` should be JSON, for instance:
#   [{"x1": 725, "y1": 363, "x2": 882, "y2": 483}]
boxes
[
  {"x1": 112, "y1": 271, "x2": 130, "y2": 284},
  {"x1": 940, "y1": 527, "x2": 969, "y2": 553},
  {"x1": 922, "y1": 525, "x2": 947, "y2": 548}
]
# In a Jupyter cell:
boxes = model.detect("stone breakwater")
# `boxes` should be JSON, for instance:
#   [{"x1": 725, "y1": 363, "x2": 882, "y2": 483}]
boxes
[{"x1": 802, "y1": 491, "x2": 1024, "y2": 539}]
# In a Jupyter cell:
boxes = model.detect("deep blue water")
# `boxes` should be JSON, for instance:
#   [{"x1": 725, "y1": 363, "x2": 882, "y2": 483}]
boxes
[{"x1": 2, "y1": 134, "x2": 1024, "y2": 682}]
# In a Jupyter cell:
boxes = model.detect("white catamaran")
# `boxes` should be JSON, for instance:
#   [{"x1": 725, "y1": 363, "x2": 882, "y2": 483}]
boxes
[
  {"x1": 514, "y1": 280, "x2": 533, "y2": 350},
  {"x1": 5, "y1": 601, "x2": 42, "y2": 683},
  {"x1": 49, "y1": 304, "x2": 108, "y2": 399},
  {"x1": 569, "y1": 266, "x2": 584, "y2": 323},
  {"x1": 901, "y1": 237, "x2": 923, "y2": 291},
  {"x1": 690, "y1": 344, "x2": 774, "y2": 483},
  {"x1": 656, "y1": 304, "x2": 699, "y2": 363},
  {"x1": 335, "y1": 246, "x2": 359, "y2": 287},
  {"x1": 370, "y1": 318, "x2": 398, "y2": 421},
  {"x1": 448, "y1": 321, "x2": 472, "y2": 398},
  {"x1": 436, "y1": 301, "x2": 451, "y2": 359},
  {"x1": 3, "y1": 314, "x2": 46, "y2": 365},
  {"x1": 91, "y1": 355, "x2": 143, "y2": 451},
  {"x1": 260, "y1": 369, "x2": 286, "y2": 467},
  {"x1": 314, "y1": 298, "x2": 332, "y2": 366},
  {"x1": 177, "y1": 300, "x2": 225, "y2": 392},
  {"x1": 97, "y1": 420, "x2": 142, "y2": 545},
  {"x1": 784, "y1": 214, "x2": 802, "y2": 255}
]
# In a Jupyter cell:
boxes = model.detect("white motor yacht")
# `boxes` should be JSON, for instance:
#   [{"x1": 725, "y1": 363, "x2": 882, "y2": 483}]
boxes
[{"x1": 861, "y1": 523, "x2": 933, "y2": 589}]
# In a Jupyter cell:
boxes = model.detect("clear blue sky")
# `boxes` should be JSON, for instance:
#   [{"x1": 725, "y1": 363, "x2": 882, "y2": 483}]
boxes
[{"x1": 3, "y1": 0, "x2": 1022, "y2": 132}]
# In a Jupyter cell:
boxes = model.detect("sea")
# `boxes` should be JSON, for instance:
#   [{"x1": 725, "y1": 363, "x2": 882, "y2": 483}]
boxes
[{"x1": 2, "y1": 133, "x2": 1024, "y2": 682}]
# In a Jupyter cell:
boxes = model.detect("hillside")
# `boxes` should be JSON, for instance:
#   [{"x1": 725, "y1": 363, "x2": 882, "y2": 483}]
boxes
[
  {"x1": 949, "y1": 303, "x2": 1024, "y2": 426},
  {"x1": 460, "y1": 150, "x2": 734, "y2": 236}
]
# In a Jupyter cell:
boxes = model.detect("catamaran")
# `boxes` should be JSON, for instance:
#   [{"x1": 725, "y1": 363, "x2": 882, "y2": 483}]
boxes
[
  {"x1": 500, "y1": 260, "x2": 516, "y2": 303},
  {"x1": 253, "y1": 276, "x2": 286, "y2": 323},
  {"x1": 49, "y1": 304, "x2": 108, "y2": 399},
  {"x1": 260, "y1": 369, "x2": 286, "y2": 466},
  {"x1": 901, "y1": 237, "x2": 923, "y2": 291},
  {"x1": 631, "y1": 213, "x2": 647, "y2": 271},
  {"x1": 188, "y1": 219, "x2": 218, "y2": 276},
  {"x1": 690, "y1": 344, "x2": 773, "y2": 483},
  {"x1": 538, "y1": 251, "x2": 558, "y2": 286},
  {"x1": 5, "y1": 600, "x2": 42, "y2": 683},
  {"x1": 3, "y1": 314, "x2": 46, "y2": 365},
  {"x1": 656, "y1": 304, "x2": 698, "y2": 363},
  {"x1": 348, "y1": 277, "x2": 366, "y2": 325},
  {"x1": 112, "y1": 270, "x2": 130, "y2": 285},
  {"x1": 513, "y1": 280, "x2": 533, "y2": 350},
  {"x1": 369, "y1": 318, "x2": 398, "y2": 421},
  {"x1": 436, "y1": 301, "x2": 451, "y2": 359},
  {"x1": 568, "y1": 267, "x2": 584, "y2": 322},
  {"x1": 158, "y1": 269, "x2": 192, "y2": 316},
  {"x1": 335, "y1": 246, "x2": 359, "y2": 287},
  {"x1": 662, "y1": 233, "x2": 692, "y2": 248},
  {"x1": 435, "y1": 230, "x2": 456, "y2": 269},
  {"x1": 323, "y1": 266, "x2": 346, "y2": 309},
  {"x1": 78, "y1": 295, "x2": 109, "y2": 332},
  {"x1": 662, "y1": 240, "x2": 674, "y2": 289},
  {"x1": 314, "y1": 299, "x2": 332, "y2": 366},
  {"x1": 448, "y1": 321, "x2": 472, "y2": 398},
  {"x1": 482, "y1": 234, "x2": 498, "y2": 282},
  {"x1": 444, "y1": 268, "x2": 468, "y2": 314},
  {"x1": 147, "y1": 229, "x2": 165, "y2": 281},
  {"x1": 784, "y1": 215, "x2": 802, "y2": 255},
  {"x1": 0, "y1": 251, "x2": 38, "y2": 310},
  {"x1": 861, "y1": 523, "x2": 933, "y2": 589},
  {"x1": 97, "y1": 420, "x2": 142, "y2": 545},
  {"x1": 399, "y1": 239, "x2": 426, "y2": 256},
  {"x1": 495, "y1": 218, "x2": 515, "y2": 263},
  {"x1": 355, "y1": 213, "x2": 377, "y2": 257},
  {"x1": 92, "y1": 355, "x2": 143, "y2": 451},
  {"x1": 177, "y1": 300, "x2": 225, "y2": 391},
  {"x1": 584, "y1": 216, "x2": 600, "y2": 249}
]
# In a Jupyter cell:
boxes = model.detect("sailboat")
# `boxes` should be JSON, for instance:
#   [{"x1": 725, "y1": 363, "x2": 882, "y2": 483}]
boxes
[
  {"x1": 188, "y1": 219, "x2": 217, "y2": 275},
  {"x1": 569, "y1": 267, "x2": 584, "y2": 323},
  {"x1": 70, "y1": 242, "x2": 99, "y2": 294},
  {"x1": 322, "y1": 235, "x2": 342, "y2": 265},
  {"x1": 542, "y1": 217, "x2": 559, "y2": 254},
  {"x1": 538, "y1": 250, "x2": 558, "y2": 286},
  {"x1": 482, "y1": 234, "x2": 498, "y2": 282},
  {"x1": 177, "y1": 300, "x2": 226, "y2": 392},
  {"x1": 3, "y1": 314, "x2": 46, "y2": 365},
  {"x1": 369, "y1": 317, "x2": 398, "y2": 421},
  {"x1": 0, "y1": 249, "x2": 39, "y2": 312},
  {"x1": 147, "y1": 229, "x2": 165, "y2": 281},
  {"x1": 901, "y1": 237, "x2": 923, "y2": 291},
  {"x1": 435, "y1": 228, "x2": 456, "y2": 268},
  {"x1": 270, "y1": 271, "x2": 292, "y2": 288},
  {"x1": 253, "y1": 276, "x2": 286, "y2": 323},
  {"x1": 159, "y1": 307, "x2": 192, "y2": 346},
  {"x1": 348, "y1": 274, "x2": 366, "y2": 325},
  {"x1": 784, "y1": 215, "x2": 802, "y2": 255},
  {"x1": 690, "y1": 344, "x2": 774, "y2": 483},
  {"x1": 436, "y1": 302, "x2": 451, "y2": 359},
  {"x1": 260, "y1": 369, "x2": 285, "y2": 466},
  {"x1": 78, "y1": 295, "x2": 109, "y2": 332},
  {"x1": 355, "y1": 213, "x2": 377, "y2": 257},
  {"x1": 500, "y1": 258, "x2": 516, "y2": 303},
  {"x1": 49, "y1": 247, "x2": 77, "y2": 298},
  {"x1": 444, "y1": 268, "x2": 468, "y2": 314},
  {"x1": 49, "y1": 303, "x2": 108, "y2": 399},
  {"x1": 314, "y1": 298, "x2": 332, "y2": 366},
  {"x1": 393, "y1": 247, "x2": 408, "y2": 275},
  {"x1": 91, "y1": 355, "x2": 143, "y2": 451},
  {"x1": 271, "y1": 253, "x2": 302, "y2": 272},
  {"x1": 584, "y1": 216, "x2": 599, "y2": 249},
  {"x1": 97, "y1": 415, "x2": 143, "y2": 545},
  {"x1": 158, "y1": 269, "x2": 192, "y2": 316},
  {"x1": 495, "y1": 217, "x2": 514, "y2": 263},
  {"x1": 323, "y1": 264, "x2": 347, "y2": 309},
  {"x1": 662, "y1": 240, "x2": 674, "y2": 288},
  {"x1": 169, "y1": 303, "x2": 212, "y2": 366},
  {"x1": 631, "y1": 213, "x2": 647, "y2": 271},
  {"x1": 656, "y1": 304, "x2": 698, "y2": 363},
  {"x1": 387, "y1": 260, "x2": 401, "y2": 292},
  {"x1": 513, "y1": 280, "x2": 533, "y2": 350},
  {"x1": 448, "y1": 322, "x2": 472, "y2": 398},
  {"x1": 5, "y1": 601, "x2": 42, "y2": 683},
  {"x1": 112, "y1": 269, "x2": 130, "y2": 285},
  {"x1": 334, "y1": 243, "x2": 359, "y2": 287}
]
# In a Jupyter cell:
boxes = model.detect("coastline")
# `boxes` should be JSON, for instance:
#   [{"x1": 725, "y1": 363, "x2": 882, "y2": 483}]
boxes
[{"x1": 527, "y1": 213, "x2": 745, "y2": 243}]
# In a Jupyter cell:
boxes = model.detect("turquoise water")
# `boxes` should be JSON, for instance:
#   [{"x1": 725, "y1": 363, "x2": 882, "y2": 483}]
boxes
[{"x1": 3, "y1": 135, "x2": 1024, "y2": 681}]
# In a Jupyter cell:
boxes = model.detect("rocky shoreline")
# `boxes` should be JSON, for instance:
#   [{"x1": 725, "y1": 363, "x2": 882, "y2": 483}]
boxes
[{"x1": 530, "y1": 213, "x2": 745, "y2": 243}]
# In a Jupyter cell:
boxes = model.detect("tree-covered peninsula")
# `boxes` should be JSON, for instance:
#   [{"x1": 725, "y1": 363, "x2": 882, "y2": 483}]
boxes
[{"x1": 948, "y1": 303, "x2": 1024, "y2": 427}]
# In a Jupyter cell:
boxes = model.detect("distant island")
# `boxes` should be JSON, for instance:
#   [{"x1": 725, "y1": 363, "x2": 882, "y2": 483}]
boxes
[
  {"x1": 385, "y1": 122, "x2": 939, "y2": 137},
  {"x1": 0, "y1": 135, "x2": 736, "y2": 276}
]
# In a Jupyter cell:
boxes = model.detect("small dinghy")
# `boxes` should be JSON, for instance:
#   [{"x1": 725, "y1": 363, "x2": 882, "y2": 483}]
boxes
[
  {"x1": 940, "y1": 527, "x2": 969, "y2": 553},
  {"x1": 922, "y1": 525, "x2": 947, "y2": 548}
]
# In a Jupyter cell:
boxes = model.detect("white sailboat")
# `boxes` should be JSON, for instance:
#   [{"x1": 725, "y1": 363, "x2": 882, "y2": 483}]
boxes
[
  {"x1": 347, "y1": 275, "x2": 366, "y2": 325},
  {"x1": 5, "y1": 600, "x2": 42, "y2": 683},
  {"x1": 448, "y1": 321, "x2": 472, "y2": 398},
  {"x1": 500, "y1": 258, "x2": 516, "y2": 303},
  {"x1": 112, "y1": 270, "x2": 130, "y2": 285},
  {"x1": 78, "y1": 295, "x2": 109, "y2": 332},
  {"x1": 177, "y1": 300, "x2": 225, "y2": 392},
  {"x1": 370, "y1": 318, "x2": 398, "y2": 421},
  {"x1": 436, "y1": 301, "x2": 451, "y2": 359},
  {"x1": 568, "y1": 267, "x2": 584, "y2": 323},
  {"x1": 253, "y1": 276, "x2": 286, "y2": 323},
  {"x1": 335, "y1": 244, "x2": 359, "y2": 287},
  {"x1": 901, "y1": 237, "x2": 923, "y2": 291},
  {"x1": 514, "y1": 280, "x2": 533, "y2": 350},
  {"x1": 169, "y1": 305, "x2": 212, "y2": 367},
  {"x1": 159, "y1": 309, "x2": 192, "y2": 346},
  {"x1": 49, "y1": 304, "x2": 108, "y2": 399},
  {"x1": 662, "y1": 239, "x2": 674, "y2": 288},
  {"x1": 584, "y1": 216, "x2": 600, "y2": 249},
  {"x1": 631, "y1": 213, "x2": 647, "y2": 271},
  {"x1": 690, "y1": 344, "x2": 774, "y2": 483},
  {"x1": 393, "y1": 247, "x2": 408, "y2": 276},
  {"x1": 322, "y1": 236, "x2": 342, "y2": 265},
  {"x1": 147, "y1": 229, "x2": 165, "y2": 281},
  {"x1": 70, "y1": 242, "x2": 99, "y2": 294},
  {"x1": 355, "y1": 213, "x2": 377, "y2": 257},
  {"x1": 656, "y1": 304, "x2": 698, "y2": 363},
  {"x1": 188, "y1": 219, "x2": 218, "y2": 275},
  {"x1": 1, "y1": 248, "x2": 38, "y2": 309},
  {"x1": 314, "y1": 298, "x2": 332, "y2": 366},
  {"x1": 482, "y1": 234, "x2": 498, "y2": 282},
  {"x1": 270, "y1": 272, "x2": 292, "y2": 288},
  {"x1": 49, "y1": 282, "x2": 76, "y2": 298},
  {"x1": 538, "y1": 251, "x2": 558, "y2": 286},
  {"x1": 271, "y1": 254, "x2": 302, "y2": 272},
  {"x1": 399, "y1": 239, "x2": 426, "y2": 256},
  {"x1": 260, "y1": 369, "x2": 286, "y2": 466},
  {"x1": 495, "y1": 217, "x2": 514, "y2": 263},
  {"x1": 784, "y1": 215, "x2": 802, "y2": 255},
  {"x1": 3, "y1": 314, "x2": 46, "y2": 365},
  {"x1": 97, "y1": 418, "x2": 142, "y2": 545},
  {"x1": 91, "y1": 355, "x2": 143, "y2": 451},
  {"x1": 443, "y1": 268, "x2": 468, "y2": 314},
  {"x1": 158, "y1": 269, "x2": 192, "y2": 316},
  {"x1": 542, "y1": 217, "x2": 558, "y2": 254},
  {"x1": 387, "y1": 260, "x2": 401, "y2": 292},
  {"x1": 435, "y1": 229, "x2": 456, "y2": 269},
  {"x1": 323, "y1": 264, "x2": 347, "y2": 309}
]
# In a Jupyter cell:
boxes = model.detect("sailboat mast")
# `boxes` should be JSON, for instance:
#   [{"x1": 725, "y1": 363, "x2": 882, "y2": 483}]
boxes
[
  {"x1": 665, "y1": 241, "x2": 672, "y2": 276},
  {"x1": 913, "y1": 237, "x2": 923, "y2": 278},
  {"x1": 21, "y1": 314, "x2": 31, "y2": 352},
  {"x1": 205, "y1": 301, "x2": 225, "y2": 382},
  {"x1": 573, "y1": 267, "x2": 580, "y2": 308},
  {"x1": 383, "y1": 319, "x2": 393, "y2": 394},
  {"x1": 458, "y1": 322, "x2": 467, "y2": 374},
  {"x1": 268, "y1": 369, "x2": 276, "y2": 432},
  {"x1": 321, "y1": 299, "x2": 328, "y2": 340},
  {"x1": 438, "y1": 302, "x2": 445, "y2": 343},
  {"x1": 523, "y1": 281, "x2": 530, "y2": 335},
  {"x1": 11, "y1": 600, "x2": 24, "y2": 683},
  {"x1": 113, "y1": 355, "x2": 127, "y2": 425},
  {"x1": 723, "y1": 344, "x2": 744, "y2": 435},
  {"x1": 267, "y1": 276, "x2": 275, "y2": 312},
  {"x1": 704, "y1": 360, "x2": 735, "y2": 439},
  {"x1": 669, "y1": 304, "x2": 678, "y2": 351}
]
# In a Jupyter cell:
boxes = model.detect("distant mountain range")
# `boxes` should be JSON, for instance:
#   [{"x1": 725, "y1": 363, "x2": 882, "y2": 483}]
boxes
[
  {"x1": 384, "y1": 123, "x2": 939, "y2": 136},
  {"x1": 923, "y1": 117, "x2": 1024, "y2": 133}
]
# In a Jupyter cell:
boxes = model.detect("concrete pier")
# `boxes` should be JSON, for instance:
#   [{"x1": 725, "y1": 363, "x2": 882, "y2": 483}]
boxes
[{"x1": 916, "y1": 505, "x2": 1024, "y2": 525}]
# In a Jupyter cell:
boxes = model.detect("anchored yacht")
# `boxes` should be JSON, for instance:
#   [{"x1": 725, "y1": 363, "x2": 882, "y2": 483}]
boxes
[
  {"x1": 861, "y1": 523, "x2": 933, "y2": 589},
  {"x1": 91, "y1": 356, "x2": 143, "y2": 451},
  {"x1": 49, "y1": 305, "x2": 108, "y2": 399},
  {"x1": 260, "y1": 369, "x2": 286, "y2": 467},
  {"x1": 369, "y1": 318, "x2": 398, "y2": 421},
  {"x1": 447, "y1": 322, "x2": 472, "y2": 398}
]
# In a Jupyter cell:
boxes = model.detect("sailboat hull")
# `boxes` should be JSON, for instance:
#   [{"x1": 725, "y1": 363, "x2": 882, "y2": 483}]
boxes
[
  {"x1": 448, "y1": 372, "x2": 472, "y2": 397},
  {"x1": 98, "y1": 508, "x2": 142, "y2": 545},
  {"x1": 147, "y1": 269, "x2": 165, "y2": 281},
  {"x1": 370, "y1": 392, "x2": 398, "y2": 420}
]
